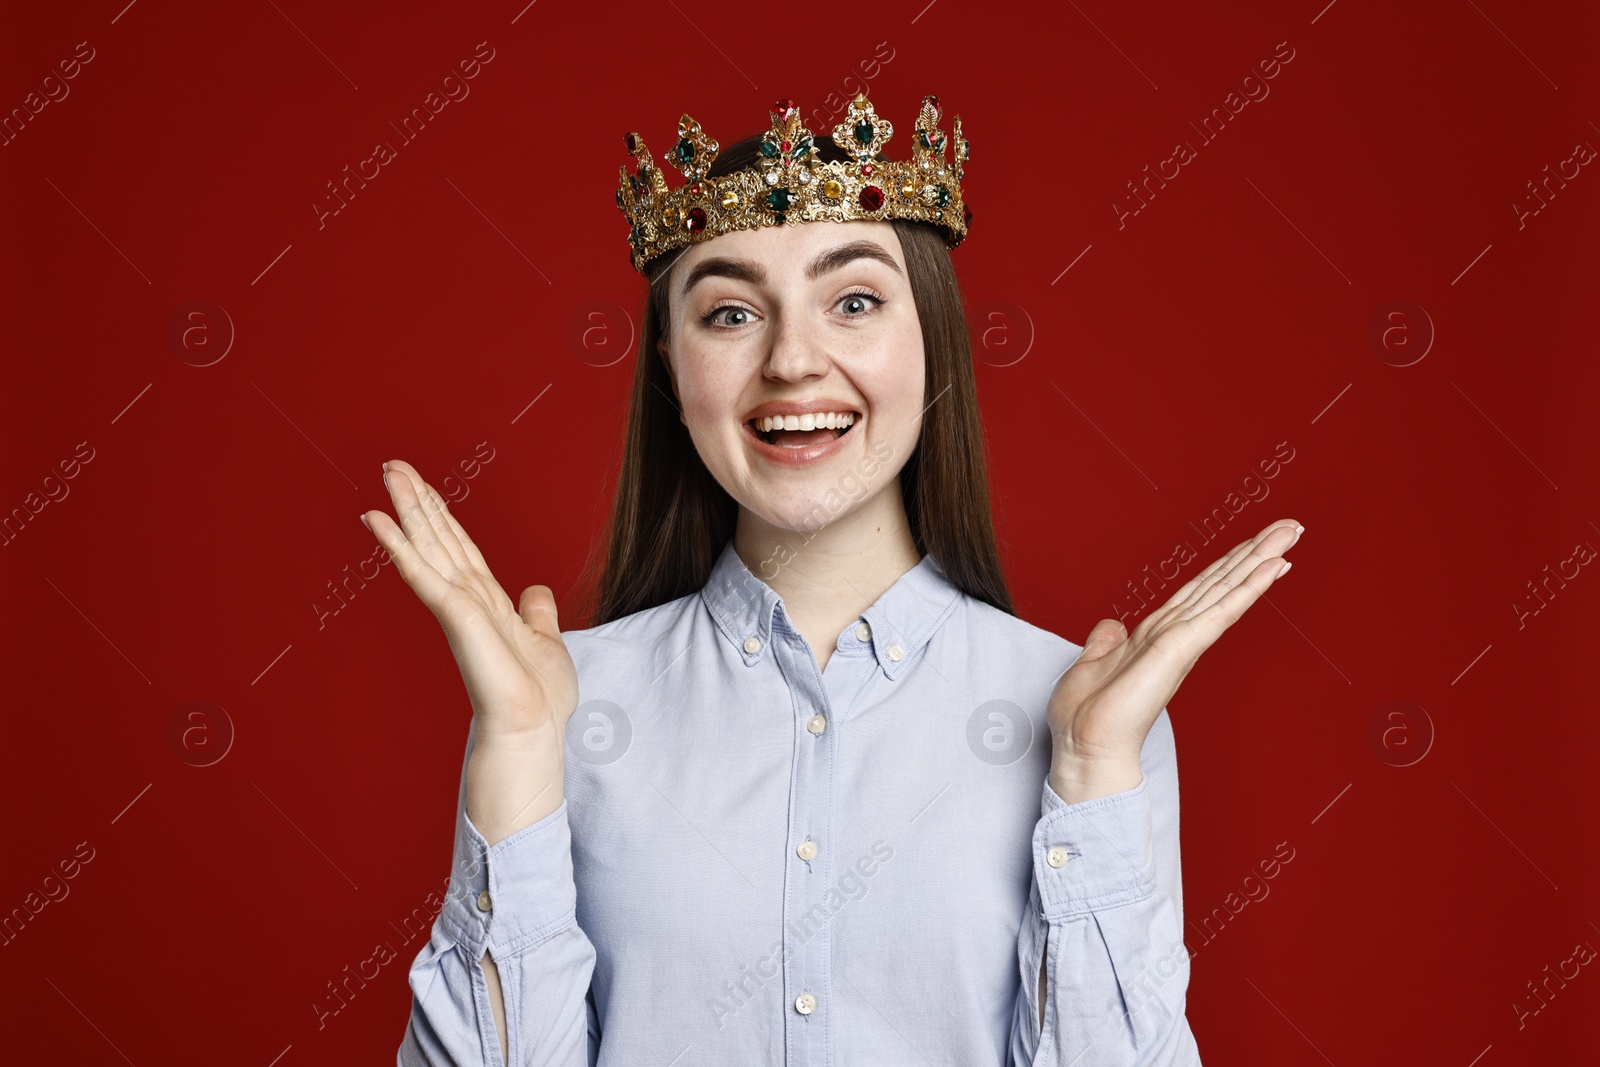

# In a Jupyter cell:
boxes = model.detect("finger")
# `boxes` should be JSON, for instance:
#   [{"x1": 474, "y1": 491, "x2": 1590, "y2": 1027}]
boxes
[
  {"x1": 1173, "y1": 554, "x2": 1286, "y2": 645},
  {"x1": 422, "y1": 481, "x2": 513, "y2": 607},
  {"x1": 1076, "y1": 618, "x2": 1128, "y2": 664},
  {"x1": 1174, "y1": 520, "x2": 1299, "y2": 624},
  {"x1": 518, "y1": 584, "x2": 562, "y2": 641},
  {"x1": 363, "y1": 504, "x2": 457, "y2": 611},
  {"x1": 385, "y1": 460, "x2": 468, "y2": 578},
  {"x1": 1153, "y1": 519, "x2": 1299, "y2": 627}
]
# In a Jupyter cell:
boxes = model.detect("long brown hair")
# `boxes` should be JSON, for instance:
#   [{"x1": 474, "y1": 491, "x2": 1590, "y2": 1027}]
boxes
[{"x1": 574, "y1": 128, "x2": 1013, "y2": 626}]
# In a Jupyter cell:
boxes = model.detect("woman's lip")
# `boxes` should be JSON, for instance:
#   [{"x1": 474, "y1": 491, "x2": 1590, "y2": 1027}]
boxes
[{"x1": 741, "y1": 417, "x2": 860, "y2": 466}]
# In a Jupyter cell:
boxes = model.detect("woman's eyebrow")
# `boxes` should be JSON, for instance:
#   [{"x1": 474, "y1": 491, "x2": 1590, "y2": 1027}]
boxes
[{"x1": 679, "y1": 240, "x2": 903, "y2": 299}]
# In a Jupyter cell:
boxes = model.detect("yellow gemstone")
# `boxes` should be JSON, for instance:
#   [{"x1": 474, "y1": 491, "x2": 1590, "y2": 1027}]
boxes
[
  {"x1": 900, "y1": 180, "x2": 916, "y2": 199},
  {"x1": 721, "y1": 189, "x2": 740, "y2": 210},
  {"x1": 821, "y1": 179, "x2": 844, "y2": 200},
  {"x1": 661, "y1": 206, "x2": 682, "y2": 227}
]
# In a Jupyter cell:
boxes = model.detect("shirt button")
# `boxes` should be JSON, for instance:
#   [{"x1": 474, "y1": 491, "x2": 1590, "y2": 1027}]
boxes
[
  {"x1": 887, "y1": 644, "x2": 904, "y2": 661},
  {"x1": 1046, "y1": 847, "x2": 1068, "y2": 868},
  {"x1": 807, "y1": 714, "x2": 827, "y2": 735},
  {"x1": 743, "y1": 635, "x2": 761, "y2": 654},
  {"x1": 795, "y1": 993, "x2": 816, "y2": 1015},
  {"x1": 856, "y1": 621, "x2": 871, "y2": 642},
  {"x1": 796, "y1": 840, "x2": 818, "y2": 860},
  {"x1": 476, "y1": 889, "x2": 493, "y2": 911}
]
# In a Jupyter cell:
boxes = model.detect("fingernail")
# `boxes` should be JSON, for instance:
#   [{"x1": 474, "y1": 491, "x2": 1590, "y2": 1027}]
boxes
[
  {"x1": 1289, "y1": 524, "x2": 1304, "y2": 549},
  {"x1": 382, "y1": 470, "x2": 390, "y2": 492},
  {"x1": 359, "y1": 512, "x2": 371, "y2": 531},
  {"x1": 1277, "y1": 560, "x2": 1293, "y2": 578}
]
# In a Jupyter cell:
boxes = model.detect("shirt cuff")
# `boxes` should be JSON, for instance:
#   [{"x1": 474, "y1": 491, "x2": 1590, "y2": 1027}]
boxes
[
  {"x1": 435, "y1": 799, "x2": 580, "y2": 961},
  {"x1": 1032, "y1": 775, "x2": 1157, "y2": 921}
]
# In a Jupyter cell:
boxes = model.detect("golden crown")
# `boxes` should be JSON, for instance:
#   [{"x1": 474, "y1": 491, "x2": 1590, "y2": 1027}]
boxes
[{"x1": 615, "y1": 93, "x2": 972, "y2": 275}]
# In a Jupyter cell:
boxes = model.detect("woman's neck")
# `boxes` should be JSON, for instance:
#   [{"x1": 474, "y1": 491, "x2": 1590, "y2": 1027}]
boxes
[{"x1": 733, "y1": 487, "x2": 921, "y2": 672}]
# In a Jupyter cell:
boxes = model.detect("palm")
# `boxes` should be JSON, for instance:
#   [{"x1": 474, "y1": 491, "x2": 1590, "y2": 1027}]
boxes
[
  {"x1": 363, "y1": 459, "x2": 577, "y2": 740},
  {"x1": 1047, "y1": 518, "x2": 1302, "y2": 768}
]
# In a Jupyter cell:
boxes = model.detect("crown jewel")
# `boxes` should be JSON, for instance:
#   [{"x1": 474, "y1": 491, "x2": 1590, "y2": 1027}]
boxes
[{"x1": 615, "y1": 93, "x2": 972, "y2": 275}]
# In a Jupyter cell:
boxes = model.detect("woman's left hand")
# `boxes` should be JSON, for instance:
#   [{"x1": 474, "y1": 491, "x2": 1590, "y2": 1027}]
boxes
[{"x1": 1045, "y1": 518, "x2": 1304, "y2": 803}]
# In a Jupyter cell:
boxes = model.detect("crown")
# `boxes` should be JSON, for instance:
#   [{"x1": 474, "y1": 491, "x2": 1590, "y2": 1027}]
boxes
[{"x1": 615, "y1": 93, "x2": 972, "y2": 275}]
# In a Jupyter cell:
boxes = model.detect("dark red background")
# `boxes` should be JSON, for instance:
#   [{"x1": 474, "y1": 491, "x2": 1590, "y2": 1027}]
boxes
[{"x1": 3, "y1": 0, "x2": 1596, "y2": 1063}]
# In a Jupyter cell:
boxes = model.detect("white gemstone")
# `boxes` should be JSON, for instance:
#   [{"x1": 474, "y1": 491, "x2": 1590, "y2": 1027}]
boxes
[{"x1": 766, "y1": 172, "x2": 778, "y2": 185}]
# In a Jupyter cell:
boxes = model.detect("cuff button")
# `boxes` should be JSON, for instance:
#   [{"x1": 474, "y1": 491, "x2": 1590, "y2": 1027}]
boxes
[
  {"x1": 1046, "y1": 846, "x2": 1068, "y2": 868},
  {"x1": 477, "y1": 889, "x2": 493, "y2": 911}
]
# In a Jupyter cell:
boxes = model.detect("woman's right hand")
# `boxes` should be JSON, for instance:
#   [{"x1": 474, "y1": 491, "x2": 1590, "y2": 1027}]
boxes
[{"x1": 361, "y1": 459, "x2": 577, "y2": 841}]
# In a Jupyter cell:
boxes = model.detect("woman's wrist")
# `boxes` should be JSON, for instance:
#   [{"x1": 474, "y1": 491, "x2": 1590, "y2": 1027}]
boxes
[{"x1": 1046, "y1": 752, "x2": 1143, "y2": 805}]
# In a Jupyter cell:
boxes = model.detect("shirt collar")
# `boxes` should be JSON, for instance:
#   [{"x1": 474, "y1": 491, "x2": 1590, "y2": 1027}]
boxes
[{"x1": 699, "y1": 539, "x2": 962, "y2": 680}]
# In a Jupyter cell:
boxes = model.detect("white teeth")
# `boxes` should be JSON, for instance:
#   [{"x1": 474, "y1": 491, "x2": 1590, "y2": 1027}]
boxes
[{"x1": 754, "y1": 412, "x2": 856, "y2": 433}]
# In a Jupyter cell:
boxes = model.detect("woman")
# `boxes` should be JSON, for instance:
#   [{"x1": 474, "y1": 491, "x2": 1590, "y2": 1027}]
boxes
[{"x1": 366, "y1": 94, "x2": 1300, "y2": 1065}]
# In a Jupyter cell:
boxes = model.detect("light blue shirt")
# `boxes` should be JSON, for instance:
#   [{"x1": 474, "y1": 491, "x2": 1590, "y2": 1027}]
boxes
[{"x1": 398, "y1": 540, "x2": 1201, "y2": 1065}]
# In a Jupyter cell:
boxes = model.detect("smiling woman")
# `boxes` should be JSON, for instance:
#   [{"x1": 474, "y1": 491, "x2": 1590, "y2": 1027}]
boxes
[{"x1": 371, "y1": 93, "x2": 1297, "y2": 1067}]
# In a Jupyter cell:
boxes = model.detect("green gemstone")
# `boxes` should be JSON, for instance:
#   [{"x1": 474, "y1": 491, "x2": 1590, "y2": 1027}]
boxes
[
  {"x1": 760, "y1": 140, "x2": 779, "y2": 159},
  {"x1": 855, "y1": 120, "x2": 873, "y2": 145},
  {"x1": 675, "y1": 138, "x2": 695, "y2": 163},
  {"x1": 767, "y1": 188, "x2": 793, "y2": 212},
  {"x1": 790, "y1": 136, "x2": 812, "y2": 160},
  {"x1": 936, "y1": 185, "x2": 951, "y2": 207},
  {"x1": 919, "y1": 130, "x2": 930, "y2": 149}
]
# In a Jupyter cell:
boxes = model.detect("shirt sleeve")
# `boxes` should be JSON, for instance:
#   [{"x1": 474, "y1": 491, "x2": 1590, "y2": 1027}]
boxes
[
  {"x1": 1008, "y1": 707, "x2": 1202, "y2": 1066},
  {"x1": 397, "y1": 716, "x2": 599, "y2": 1066}
]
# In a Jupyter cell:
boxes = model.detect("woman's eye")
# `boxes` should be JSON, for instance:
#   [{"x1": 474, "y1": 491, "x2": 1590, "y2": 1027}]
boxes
[
  {"x1": 837, "y1": 292, "x2": 883, "y2": 316},
  {"x1": 703, "y1": 305, "x2": 753, "y2": 328}
]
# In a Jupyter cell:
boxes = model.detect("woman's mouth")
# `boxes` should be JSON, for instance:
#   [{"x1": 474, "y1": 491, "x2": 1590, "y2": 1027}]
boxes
[{"x1": 741, "y1": 410, "x2": 860, "y2": 465}]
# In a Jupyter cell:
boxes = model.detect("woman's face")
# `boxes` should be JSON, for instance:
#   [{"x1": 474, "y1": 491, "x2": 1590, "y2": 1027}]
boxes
[{"x1": 657, "y1": 219, "x2": 926, "y2": 536}]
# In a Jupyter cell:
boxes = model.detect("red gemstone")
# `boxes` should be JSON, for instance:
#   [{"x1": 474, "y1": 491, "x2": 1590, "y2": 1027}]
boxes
[
  {"x1": 781, "y1": 140, "x2": 791, "y2": 152},
  {"x1": 624, "y1": 131, "x2": 639, "y2": 154},
  {"x1": 691, "y1": 182, "x2": 703, "y2": 196},
  {"x1": 859, "y1": 186, "x2": 884, "y2": 211},
  {"x1": 773, "y1": 98, "x2": 795, "y2": 118},
  {"x1": 687, "y1": 207, "x2": 707, "y2": 233},
  {"x1": 860, "y1": 163, "x2": 875, "y2": 177}
]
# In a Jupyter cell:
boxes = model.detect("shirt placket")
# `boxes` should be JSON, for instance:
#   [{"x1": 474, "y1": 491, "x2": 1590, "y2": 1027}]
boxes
[{"x1": 772, "y1": 612, "x2": 839, "y2": 1067}]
